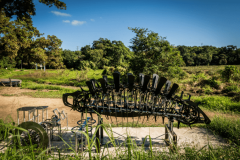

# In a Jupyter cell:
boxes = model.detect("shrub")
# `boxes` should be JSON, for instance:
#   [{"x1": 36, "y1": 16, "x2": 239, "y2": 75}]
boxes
[
  {"x1": 221, "y1": 65, "x2": 240, "y2": 82},
  {"x1": 208, "y1": 76, "x2": 221, "y2": 89},
  {"x1": 232, "y1": 72, "x2": 240, "y2": 82},
  {"x1": 192, "y1": 73, "x2": 207, "y2": 82},
  {"x1": 203, "y1": 86, "x2": 213, "y2": 95},
  {"x1": 223, "y1": 85, "x2": 238, "y2": 93},
  {"x1": 0, "y1": 68, "x2": 8, "y2": 76},
  {"x1": 167, "y1": 66, "x2": 187, "y2": 79},
  {"x1": 115, "y1": 66, "x2": 127, "y2": 75},
  {"x1": 102, "y1": 66, "x2": 115, "y2": 75},
  {"x1": 207, "y1": 70, "x2": 215, "y2": 76}
]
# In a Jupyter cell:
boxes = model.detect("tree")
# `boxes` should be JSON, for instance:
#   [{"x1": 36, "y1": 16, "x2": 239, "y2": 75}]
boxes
[
  {"x1": 80, "y1": 38, "x2": 133, "y2": 70},
  {"x1": 92, "y1": 38, "x2": 133, "y2": 68},
  {"x1": 0, "y1": 10, "x2": 41, "y2": 59},
  {"x1": 128, "y1": 27, "x2": 185, "y2": 78},
  {"x1": 0, "y1": 0, "x2": 66, "y2": 25},
  {"x1": 0, "y1": 11, "x2": 64, "y2": 69},
  {"x1": 62, "y1": 49, "x2": 78, "y2": 69},
  {"x1": 219, "y1": 54, "x2": 228, "y2": 65}
]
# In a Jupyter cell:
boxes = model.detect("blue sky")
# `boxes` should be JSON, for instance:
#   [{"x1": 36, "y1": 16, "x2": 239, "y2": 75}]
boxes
[{"x1": 28, "y1": 0, "x2": 240, "y2": 51}]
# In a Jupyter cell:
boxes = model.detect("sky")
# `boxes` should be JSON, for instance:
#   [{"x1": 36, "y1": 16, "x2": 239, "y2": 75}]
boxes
[{"x1": 26, "y1": 0, "x2": 240, "y2": 51}]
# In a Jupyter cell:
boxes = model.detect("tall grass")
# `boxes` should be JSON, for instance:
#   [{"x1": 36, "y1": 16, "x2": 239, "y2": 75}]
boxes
[
  {"x1": 1, "y1": 112, "x2": 240, "y2": 160},
  {"x1": 5, "y1": 69, "x2": 105, "y2": 87},
  {"x1": 192, "y1": 95, "x2": 240, "y2": 114}
]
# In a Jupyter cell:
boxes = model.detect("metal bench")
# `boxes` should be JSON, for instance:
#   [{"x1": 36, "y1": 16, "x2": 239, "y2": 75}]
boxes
[{"x1": 0, "y1": 78, "x2": 22, "y2": 87}]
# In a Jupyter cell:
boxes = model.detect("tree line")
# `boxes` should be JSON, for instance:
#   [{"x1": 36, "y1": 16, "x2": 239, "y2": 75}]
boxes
[
  {"x1": 0, "y1": 0, "x2": 239, "y2": 80},
  {"x1": 177, "y1": 45, "x2": 240, "y2": 66}
]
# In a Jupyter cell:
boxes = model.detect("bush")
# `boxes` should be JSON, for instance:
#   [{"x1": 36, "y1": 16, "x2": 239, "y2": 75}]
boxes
[
  {"x1": 203, "y1": 86, "x2": 213, "y2": 95},
  {"x1": 0, "y1": 56, "x2": 16, "y2": 69},
  {"x1": 223, "y1": 85, "x2": 239, "y2": 93},
  {"x1": 102, "y1": 66, "x2": 115, "y2": 75},
  {"x1": 166, "y1": 66, "x2": 187, "y2": 79},
  {"x1": 208, "y1": 76, "x2": 221, "y2": 89},
  {"x1": 0, "y1": 68, "x2": 8, "y2": 76},
  {"x1": 207, "y1": 70, "x2": 215, "y2": 76},
  {"x1": 192, "y1": 73, "x2": 207, "y2": 82},
  {"x1": 221, "y1": 65, "x2": 240, "y2": 82}
]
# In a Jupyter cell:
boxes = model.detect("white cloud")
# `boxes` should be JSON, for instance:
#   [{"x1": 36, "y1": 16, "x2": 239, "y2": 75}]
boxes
[
  {"x1": 90, "y1": 19, "x2": 95, "y2": 22},
  {"x1": 51, "y1": 11, "x2": 71, "y2": 17},
  {"x1": 71, "y1": 20, "x2": 86, "y2": 26},
  {"x1": 63, "y1": 20, "x2": 70, "y2": 23}
]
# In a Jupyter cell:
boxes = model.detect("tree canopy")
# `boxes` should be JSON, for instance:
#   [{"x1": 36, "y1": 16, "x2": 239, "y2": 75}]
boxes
[
  {"x1": 0, "y1": 0, "x2": 66, "y2": 24},
  {"x1": 0, "y1": 10, "x2": 64, "y2": 69},
  {"x1": 128, "y1": 27, "x2": 185, "y2": 78}
]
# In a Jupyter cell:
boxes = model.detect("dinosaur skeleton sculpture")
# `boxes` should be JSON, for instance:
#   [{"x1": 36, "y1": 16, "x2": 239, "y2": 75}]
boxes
[{"x1": 63, "y1": 71, "x2": 211, "y2": 129}]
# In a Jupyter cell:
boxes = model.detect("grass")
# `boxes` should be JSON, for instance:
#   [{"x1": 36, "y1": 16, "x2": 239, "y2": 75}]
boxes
[
  {"x1": 1, "y1": 94, "x2": 16, "y2": 96},
  {"x1": 0, "y1": 112, "x2": 240, "y2": 160},
  {"x1": 191, "y1": 95, "x2": 240, "y2": 114},
  {"x1": 5, "y1": 69, "x2": 106, "y2": 87}
]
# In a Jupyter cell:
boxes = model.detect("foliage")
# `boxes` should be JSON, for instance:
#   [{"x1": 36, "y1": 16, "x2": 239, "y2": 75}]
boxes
[
  {"x1": 207, "y1": 76, "x2": 221, "y2": 89},
  {"x1": 223, "y1": 84, "x2": 239, "y2": 93},
  {"x1": 221, "y1": 65, "x2": 240, "y2": 82},
  {"x1": 0, "y1": 0, "x2": 66, "y2": 24},
  {"x1": 165, "y1": 66, "x2": 187, "y2": 79},
  {"x1": 0, "y1": 56, "x2": 16, "y2": 69},
  {"x1": 0, "y1": 10, "x2": 65, "y2": 69},
  {"x1": 102, "y1": 66, "x2": 115, "y2": 75},
  {"x1": 192, "y1": 73, "x2": 207, "y2": 82},
  {"x1": 206, "y1": 115, "x2": 240, "y2": 146},
  {"x1": 193, "y1": 95, "x2": 240, "y2": 113},
  {"x1": 128, "y1": 27, "x2": 185, "y2": 78},
  {"x1": 177, "y1": 45, "x2": 240, "y2": 66},
  {"x1": 203, "y1": 86, "x2": 213, "y2": 95},
  {"x1": 79, "y1": 38, "x2": 133, "y2": 70}
]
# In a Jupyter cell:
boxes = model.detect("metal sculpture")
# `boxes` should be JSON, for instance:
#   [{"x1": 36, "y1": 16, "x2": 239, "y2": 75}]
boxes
[
  {"x1": 63, "y1": 71, "x2": 211, "y2": 151},
  {"x1": 63, "y1": 72, "x2": 211, "y2": 127}
]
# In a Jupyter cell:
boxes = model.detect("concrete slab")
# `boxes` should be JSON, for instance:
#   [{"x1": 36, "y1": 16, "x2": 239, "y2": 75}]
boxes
[{"x1": 0, "y1": 126, "x2": 229, "y2": 158}]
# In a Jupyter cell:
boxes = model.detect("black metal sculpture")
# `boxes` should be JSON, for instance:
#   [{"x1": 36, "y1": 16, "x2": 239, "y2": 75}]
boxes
[{"x1": 63, "y1": 71, "x2": 211, "y2": 128}]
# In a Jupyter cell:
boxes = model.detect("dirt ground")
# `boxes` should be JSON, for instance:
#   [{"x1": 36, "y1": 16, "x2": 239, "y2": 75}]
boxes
[{"x1": 0, "y1": 87, "x2": 239, "y2": 128}]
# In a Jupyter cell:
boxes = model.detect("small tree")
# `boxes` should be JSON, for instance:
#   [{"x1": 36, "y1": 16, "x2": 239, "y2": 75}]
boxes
[{"x1": 128, "y1": 27, "x2": 185, "y2": 79}]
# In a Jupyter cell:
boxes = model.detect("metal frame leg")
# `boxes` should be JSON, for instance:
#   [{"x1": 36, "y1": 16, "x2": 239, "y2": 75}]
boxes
[
  {"x1": 17, "y1": 110, "x2": 19, "y2": 125},
  {"x1": 165, "y1": 117, "x2": 177, "y2": 151},
  {"x1": 81, "y1": 112, "x2": 83, "y2": 153},
  {"x1": 75, "y1": 132, "x2": 78, "y2": 153},
  {"x1": 95, "y1": 115, "x2": 100, "y2": 153},
  {"x1": 47, "y1": 127, "x2": 52, "y2": 154},
  {"x1": 100, "y1": 118, "x2": 103, "y2": 144}
]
